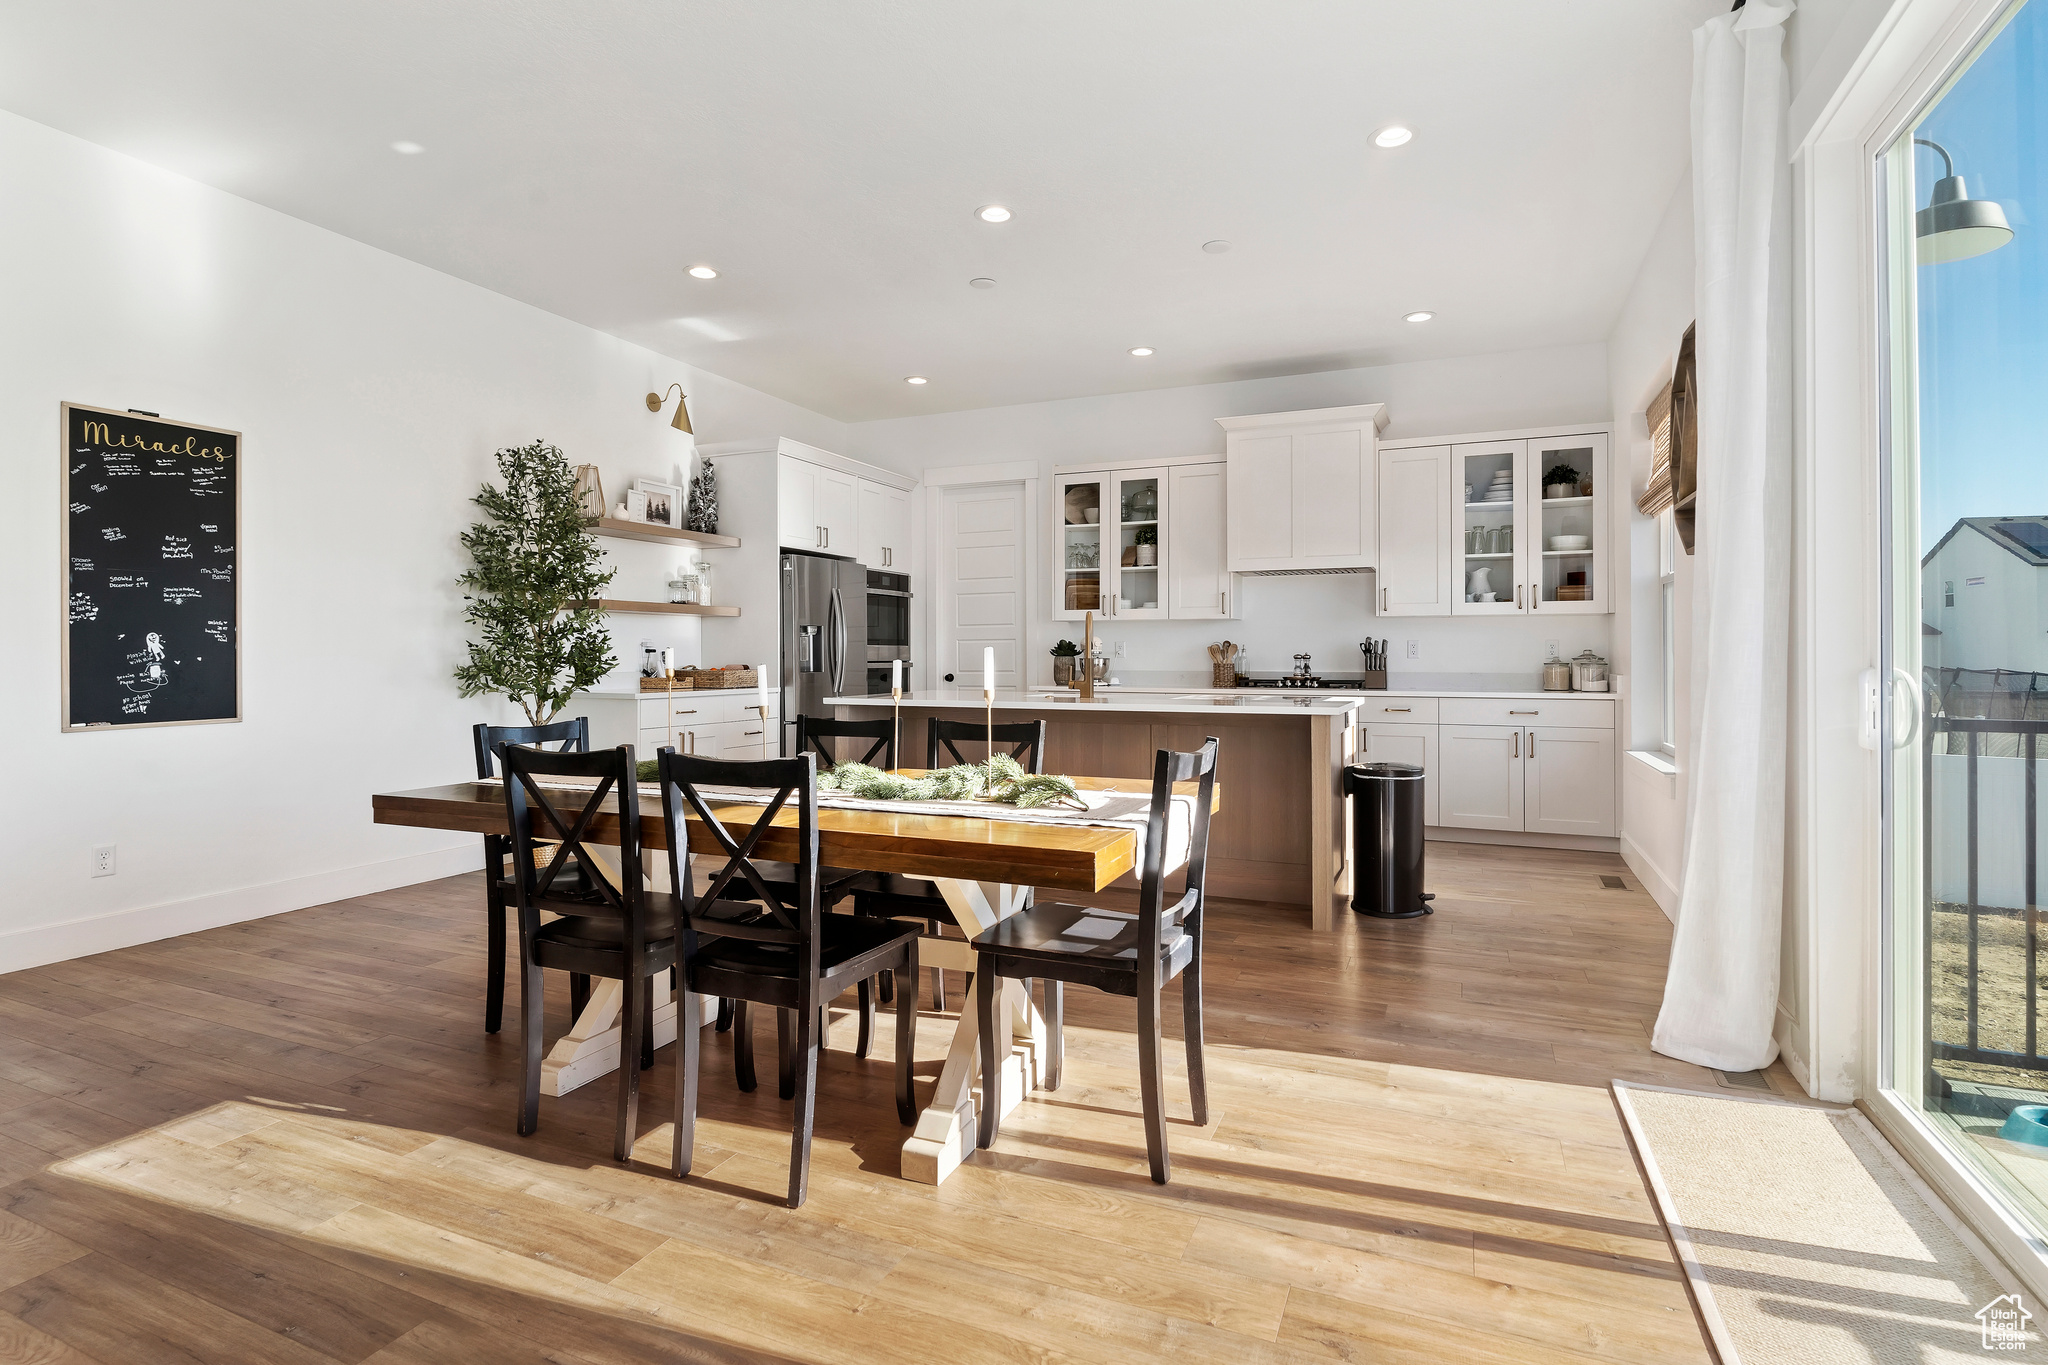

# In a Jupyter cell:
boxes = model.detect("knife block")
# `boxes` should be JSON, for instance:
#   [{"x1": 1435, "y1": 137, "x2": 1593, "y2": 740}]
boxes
[{"x1": 1358, "y1": 671, "x2": 1388, "y2": 690}]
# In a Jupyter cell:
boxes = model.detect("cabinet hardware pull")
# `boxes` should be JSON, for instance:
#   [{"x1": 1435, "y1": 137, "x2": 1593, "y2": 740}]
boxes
[
  {"x1": 1516, "y1": 584, "x2": 1523, "y2": 609},
  {"x1": 743, "y1": 729, "x2": 762, "y2": 736},
  {"x1": 1530, "y1": 583, "x2": 1538, "y2": 610},
  {"x1": 1529, "y1": 730, "x2": 1536, "y2": 756},
  {"x1": 675, "y1": 709, "x2": 698, "y2": 715},
  {"x1": 1382, "y1": 587, "x2": 1388, "y2": 612},
  {"x1": 1513, "y1": 731, "x2": 1519, "y2": 758},
  {"x1": 1386, "y1": 707, "x2": 1410, "y2": 712},
  {"x1": 1509, "y1": 709, "x2": 1537, "y2": 715}
]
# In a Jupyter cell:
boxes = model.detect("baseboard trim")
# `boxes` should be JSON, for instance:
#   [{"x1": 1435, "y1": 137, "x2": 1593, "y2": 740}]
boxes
[
  {"x1": 1620, "y1": 833, "x2": 1680, "y2": 921},
  {"x1": 1424, "y1": 827, "x2": 1620, "y2": 854},
  {"x1": 0, "y1": 843, "x2": 484, "y2": 976}
]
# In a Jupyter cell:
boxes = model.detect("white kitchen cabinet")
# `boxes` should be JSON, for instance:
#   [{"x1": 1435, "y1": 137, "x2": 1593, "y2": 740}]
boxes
[
  {"x1": 1109, "y1": 468, "x2": 1168, "y2": 619},
  {"x1": 1374, "y1": 444, "x2": 1451, "y2": 616},
  {"x1": 1444, "y1": 432, "x2": 1608, "y2": 616},
  {"x1": 1217, "y1": 404, "x2": 1387, "y2": 573},
  {"x1": 777, "y1": 454, "x2": 818, "y2": 550},
  {"x1": 1167, "y1": 462, "x2": 1237, "y2": 620},
  {"x1": 1438, "y1": 725, "x2": 1525, "y2": 831},
  {"x1": 815, "y1": 465, "x2": 858, "y2": 555},
  {"x1": 858, "y1": 479, "x2": 911, "y2": 570},
  {"x1": 1358, "y1": 720, "x2": 1439, "y2": 826},
  {"x1": 1525, "y1": 726, "x2": 1616, "y2": 836}
]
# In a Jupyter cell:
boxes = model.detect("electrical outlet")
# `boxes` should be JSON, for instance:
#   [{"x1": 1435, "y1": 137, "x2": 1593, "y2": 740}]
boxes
[
  {"x1": 91, "y1": 845, "x2": 116, "y2": 878},
  {"x1": 1545, "y1": 639, "x2": 1559, "y2": 659},
  {"x1": 1405, "y1": 639, "x2": 1420, "y2": 660},
  {"x1": 1113, "y1": 640, "x2": 1126, "y2": 658}
]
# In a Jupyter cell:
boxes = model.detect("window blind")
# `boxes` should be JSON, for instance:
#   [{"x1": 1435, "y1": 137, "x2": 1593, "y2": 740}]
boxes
[{"x1": 1637, "y1": 380, "x2": 1675, "y2": 516}]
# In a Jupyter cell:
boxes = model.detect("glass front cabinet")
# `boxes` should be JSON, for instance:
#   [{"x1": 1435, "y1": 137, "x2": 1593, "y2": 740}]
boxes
[
  {"x1": 1057, "y1": 467, "x2": 1167, "y2": 620},
  {"x1": 1449, "y1": 433, "x2": 1607, "y2": 617}
]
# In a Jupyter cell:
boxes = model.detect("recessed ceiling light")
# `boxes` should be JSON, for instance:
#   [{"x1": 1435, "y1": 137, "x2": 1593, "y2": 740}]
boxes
[
  {"x1": 1404, "y1": 311, "x2": 1435, "y2": 323},
  {"x1": 390, "y1": 140, "x2": 425, "y2": 155},
  {"x1": 969, "y1": 277, "x2": 997, "y2": 289},
  {"x1": 1201, "y1": 239, "x2": 1232, "y2": 254},
  {"x1": 688, "y1": 265, "x2": 718, "y2": 279},
  {"x1": 1128, "y1": 347, "x2": 1154, "y2": 356},
  {"x1": 905, "y1": 376, "x2": 928, "y2": 385},
  {"x1": 1373, "y1": 126, "x2": 1414, "y2": 149},
  {"x1": 976, "y1": 204, "x2": 1012, "y2": 223}
]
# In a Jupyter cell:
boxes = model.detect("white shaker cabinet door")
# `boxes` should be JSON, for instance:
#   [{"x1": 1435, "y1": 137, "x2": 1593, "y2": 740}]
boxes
[
  {"x1": 1357, "y1": 720, "x2": 1439, "y2": 826},
  {"x1": 1291, "y1": 427, "x2": 1370, "y2": 561},
  {"x1": 1524, "y1": 726, "x2": 1616, "y2": 836},
  {"x1": 1167, "y1": 462, "x2": 1234, "y2": 619},
  {"x1": 1224, "y1": 434, "x2": 1294, "y2": 570},
  {"x1": 778, "y1": 454, "x2": 820, "y2": 550},
  {"x1": 858, "y1": 478, "x2": 887, "y2": 567},
  {"x1": 815, "y1": 465, "x2": 859, "y2": 556},
  {"x1": 1436, "y1": 725, "x2": 1524, "y2": 831},
  {"x1": 1375, "y1": 444, "x2": 1451, "y2": 616}
]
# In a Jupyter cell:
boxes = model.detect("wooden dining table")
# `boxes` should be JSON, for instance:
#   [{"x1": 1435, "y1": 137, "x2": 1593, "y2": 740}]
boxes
[{"x1": 370, "y1": 772, "x2": 1215, "y2": 1186}]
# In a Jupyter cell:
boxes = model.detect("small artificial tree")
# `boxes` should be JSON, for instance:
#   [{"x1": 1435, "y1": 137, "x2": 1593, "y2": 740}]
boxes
[{"x1": 455, "y1": 440, "x2": 618, "y2": 726}]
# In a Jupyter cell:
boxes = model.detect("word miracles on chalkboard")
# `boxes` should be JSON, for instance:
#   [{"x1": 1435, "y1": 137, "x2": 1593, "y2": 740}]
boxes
[{"x1": 62, "y1": 403, "x2": 243, "y2": 730}]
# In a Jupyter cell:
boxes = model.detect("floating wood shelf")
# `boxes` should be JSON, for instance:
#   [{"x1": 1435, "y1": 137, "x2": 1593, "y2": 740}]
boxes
[
  {"x1": 568, "y1": 598, "x2": 741, "y2": 618},
  {"x1": 585, "y1": 517, "x2": 740, "y2": 549}
]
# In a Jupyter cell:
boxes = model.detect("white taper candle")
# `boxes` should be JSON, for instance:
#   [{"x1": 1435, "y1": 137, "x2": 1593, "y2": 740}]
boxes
[{"x1": 982, "y1": 646, "x2": 995, "y2": 696}]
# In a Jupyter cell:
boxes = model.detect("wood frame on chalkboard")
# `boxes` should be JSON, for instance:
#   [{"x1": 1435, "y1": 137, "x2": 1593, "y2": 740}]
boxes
[{"x1": 60, "y1": 402, "x2": 244, "y2": 732}]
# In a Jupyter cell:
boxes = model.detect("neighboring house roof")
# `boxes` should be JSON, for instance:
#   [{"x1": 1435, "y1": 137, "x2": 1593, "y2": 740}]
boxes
[
  {"x1": 1924, "y1": 516, "x2": 2048, "y2": 567},
  {"x1": 1923, "y1": 621, "x2": 1943, "y2": 636}
]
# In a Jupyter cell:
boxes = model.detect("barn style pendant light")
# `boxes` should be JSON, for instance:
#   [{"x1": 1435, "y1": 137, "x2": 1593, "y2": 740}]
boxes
[{"x1": 1914, "y1": 138, "x2": 2014, "y2": 264}]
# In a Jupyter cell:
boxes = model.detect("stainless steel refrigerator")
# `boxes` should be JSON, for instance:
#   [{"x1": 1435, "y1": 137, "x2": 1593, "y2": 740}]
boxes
[{"x1": 779, "y1": 549, "x2": 868, "y2": 756}]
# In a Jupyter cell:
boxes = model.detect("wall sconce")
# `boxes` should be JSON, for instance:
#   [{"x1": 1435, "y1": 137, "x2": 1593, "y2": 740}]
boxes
[
  {"x1": 645, "y1": 383, "x2": 693, "y2": 435},
  {"x1": 1914, "y1": 138, "x2": 2014, "y2": 264}
]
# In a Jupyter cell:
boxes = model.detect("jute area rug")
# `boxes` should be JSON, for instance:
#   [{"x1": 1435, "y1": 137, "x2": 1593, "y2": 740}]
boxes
[{"x1": 1612, "y1": 1082, "x2": 2041, "y2": 1363}]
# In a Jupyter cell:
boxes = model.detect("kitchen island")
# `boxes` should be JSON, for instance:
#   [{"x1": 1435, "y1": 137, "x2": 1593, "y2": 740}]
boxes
[{"x1": 827, "y1": 688, "x2": 1363, "y2": 929}]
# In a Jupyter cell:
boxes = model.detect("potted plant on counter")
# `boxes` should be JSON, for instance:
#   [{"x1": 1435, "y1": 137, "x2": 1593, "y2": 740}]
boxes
[
  {"x1": 455, "y1": 439, "x2": 617, "y2": 725},
  {"x1": 1050, "y1": 639, "x2": 1081, "y2": 687}
]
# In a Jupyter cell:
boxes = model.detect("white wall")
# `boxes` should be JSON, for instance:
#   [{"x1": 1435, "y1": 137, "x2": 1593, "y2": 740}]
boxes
[
  {"x1": 846, "y1": 344, "x2": 1614, "y2": 689},
  {"x1": 0, "y1": 110, "x2": 848, "y2": 970},
  {"x1": 1606, "y1": 175, "x2": 1696, "y2": 919}
]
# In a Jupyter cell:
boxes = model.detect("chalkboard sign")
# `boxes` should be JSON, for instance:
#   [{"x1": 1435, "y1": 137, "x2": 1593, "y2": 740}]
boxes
[{"x1": 62, "y1": 403, "x2": 241, "y2": 730}]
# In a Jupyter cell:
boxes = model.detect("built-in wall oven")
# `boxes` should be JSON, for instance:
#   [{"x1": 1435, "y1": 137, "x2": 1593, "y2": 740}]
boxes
[{"x1": 866, "y1": 569, "x2": 912, "y2": 697}]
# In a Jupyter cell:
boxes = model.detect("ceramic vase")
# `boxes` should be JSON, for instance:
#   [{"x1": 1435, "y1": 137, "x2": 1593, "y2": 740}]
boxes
[{"x1": 1467, "y1": 565, "x2": 1494, "y2": 598}]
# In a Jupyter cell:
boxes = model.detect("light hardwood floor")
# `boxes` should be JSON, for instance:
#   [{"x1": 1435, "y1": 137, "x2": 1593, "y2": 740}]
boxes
[{"x1": 0, "y1": 842, "x2": 1755, "y2": 1364}]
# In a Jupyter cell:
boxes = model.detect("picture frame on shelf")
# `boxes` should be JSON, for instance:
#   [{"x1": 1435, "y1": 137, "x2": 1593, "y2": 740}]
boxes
[
  {"x1": 573, "y1": 464, "x2": 606, "y2": 519},
  {"x1": 634, "y1": 478, "x2": 683, "y2": 529},
  {"x1": 624, "y1": 489, "x2": 648, "y2": 522}
]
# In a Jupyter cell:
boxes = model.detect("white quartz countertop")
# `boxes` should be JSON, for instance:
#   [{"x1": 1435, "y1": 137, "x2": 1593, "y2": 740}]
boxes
[{"x1": 825, "y1": 689, "x2": 1365, "y2": 716}]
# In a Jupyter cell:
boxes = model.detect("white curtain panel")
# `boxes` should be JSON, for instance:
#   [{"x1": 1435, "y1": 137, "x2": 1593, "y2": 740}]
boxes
[{"x1": 1652, "y1": 0, "x2": 1795, "y2": 1072}]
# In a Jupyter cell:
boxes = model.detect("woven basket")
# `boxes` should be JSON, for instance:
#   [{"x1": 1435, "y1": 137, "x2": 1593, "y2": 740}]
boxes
[{"x1": 1211, "y1": 659, "x2": 1237, "y2": 689}]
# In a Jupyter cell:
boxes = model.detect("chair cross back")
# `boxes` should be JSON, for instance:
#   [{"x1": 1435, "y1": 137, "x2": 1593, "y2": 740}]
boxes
[
  {"x1": 474, "y1": 717, "x2": 589, "y2": 779},
  {"x1": 659, "y1": 752, "x2": 822, "y2": 954},
  {"x1": 929, "y1": 717, "x2": 1047, "y2": 772},
  {"x1": 796, "y1": 715, "x2": 894, "y2": 770},
  {"x1": 501, "y1": 745, "x2": 640, "y2": 919}
]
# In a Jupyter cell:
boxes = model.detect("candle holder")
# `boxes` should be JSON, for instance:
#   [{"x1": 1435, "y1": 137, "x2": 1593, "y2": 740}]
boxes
[
  {"x1": 892, "y1": 683, "x2": 903, "y2": 776},
  {"x1": 984, "y1": 687, "x2": 994, "y2": 769}
]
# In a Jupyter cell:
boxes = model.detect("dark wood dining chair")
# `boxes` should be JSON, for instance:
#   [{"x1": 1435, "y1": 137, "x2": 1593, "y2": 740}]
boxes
[
  {"x1": 473, "y1": 718, "x2": 589, "y2": 1033},
  {"x1": 658, "y1": 749, "x2": 920, "y2": 1208},
  {"x1": 970, "y1": 737, "x2": 1218, "y2": 1184},
  {"x1": 718, "y1": 714, "x2": 896, "y2": 1058},
  {"x1": 501, "y1": 742, "x2": 674, "y2": 1162},
  {"x1": 853, "y1": 718, "x2": 1048, "y2": 1011}
]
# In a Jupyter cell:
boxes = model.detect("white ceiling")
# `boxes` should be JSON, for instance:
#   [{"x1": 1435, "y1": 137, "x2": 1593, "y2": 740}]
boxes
[{"x1": 0, "y1": 1, "x2": 1714, "y2": 421}]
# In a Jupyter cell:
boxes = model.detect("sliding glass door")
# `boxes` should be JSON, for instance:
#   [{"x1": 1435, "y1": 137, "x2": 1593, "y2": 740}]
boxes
[{"x1": 1883, "y1": 0, "x2": 2048, "y2": 1238}]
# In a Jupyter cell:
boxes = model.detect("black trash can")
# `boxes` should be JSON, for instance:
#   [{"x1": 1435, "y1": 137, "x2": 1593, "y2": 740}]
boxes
[{"x1": 1342, "y1": 762, "x2": 1433, "y2": 919}]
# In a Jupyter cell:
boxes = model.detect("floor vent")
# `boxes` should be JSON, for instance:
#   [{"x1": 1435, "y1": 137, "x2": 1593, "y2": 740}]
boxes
[
  {"x1": 1715, "y1": 1069, "x2": 1773, "y2": 1092},
  {"x1": 1600, "y1": 875, "x2": 1626, "y2": 889}
]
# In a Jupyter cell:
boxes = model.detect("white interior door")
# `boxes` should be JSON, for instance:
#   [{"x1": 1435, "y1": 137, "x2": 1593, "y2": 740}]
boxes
[{"x1": 940, "y1": 483, "x2": 1026, "y2": 690}]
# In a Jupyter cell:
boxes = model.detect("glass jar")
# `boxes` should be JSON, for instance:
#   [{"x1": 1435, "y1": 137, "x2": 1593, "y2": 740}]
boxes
[{"x1": 1542, "y1": 654, "x2": 1572, "y2": 691}]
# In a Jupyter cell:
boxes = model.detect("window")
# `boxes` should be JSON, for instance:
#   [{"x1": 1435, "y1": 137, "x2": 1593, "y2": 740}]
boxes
[
  {"x1": 1658, "y1": 509, "x2": 1677, "y2": 753},
  {"x1": 1944, "y1": 580, "x2": 1955, "y2": 607}
]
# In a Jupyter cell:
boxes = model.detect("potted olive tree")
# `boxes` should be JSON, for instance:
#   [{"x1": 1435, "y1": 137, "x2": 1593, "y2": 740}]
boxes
[{"x1": 455, "y1": 440, "x2": 617, "y2": 725}]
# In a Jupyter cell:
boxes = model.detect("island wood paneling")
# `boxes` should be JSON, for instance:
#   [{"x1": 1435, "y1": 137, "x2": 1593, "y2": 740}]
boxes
[{"x1": 854, "y1": 705, "x2": 1334, "y2": 911}]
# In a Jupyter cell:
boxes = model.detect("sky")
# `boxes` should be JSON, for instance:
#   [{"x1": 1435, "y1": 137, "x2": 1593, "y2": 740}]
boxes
[{"x1": 1914, "y1": 0, "x2": 2048, "y2": 553}]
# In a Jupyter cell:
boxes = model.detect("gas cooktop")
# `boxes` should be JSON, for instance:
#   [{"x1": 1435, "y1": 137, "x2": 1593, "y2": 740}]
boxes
[{"x1": 1241, "y1": 675, "x2": 1375, "y2": 690}]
